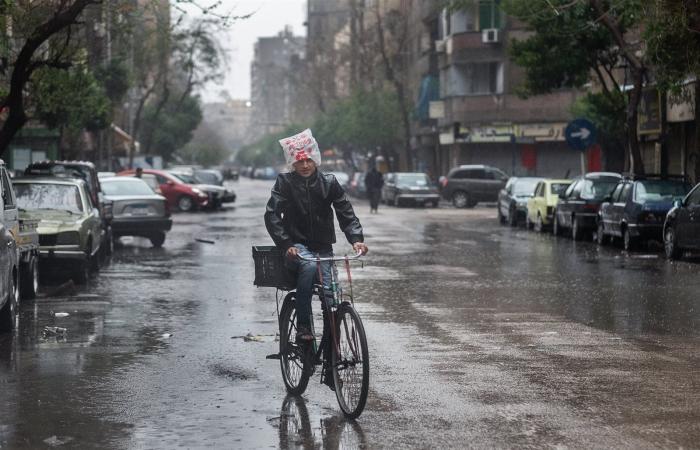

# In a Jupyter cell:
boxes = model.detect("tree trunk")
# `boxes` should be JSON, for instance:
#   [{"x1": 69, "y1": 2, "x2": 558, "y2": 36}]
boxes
[
  {"x1": 0, "y1": 0, "x2": 98, "y2": 156},
  {"x1": 627, "y1": 69, "x2": 646, "y2": 175}
]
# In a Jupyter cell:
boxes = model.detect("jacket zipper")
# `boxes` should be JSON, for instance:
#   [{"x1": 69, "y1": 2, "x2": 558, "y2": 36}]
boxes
[{"x1": 306, "y1": 178, "x2": 313, "y2": 242}]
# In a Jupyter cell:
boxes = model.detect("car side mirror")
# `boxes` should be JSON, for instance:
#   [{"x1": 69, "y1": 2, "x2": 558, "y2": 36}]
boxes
[
  {"x1": 166, "y1": 180, "x2": 175, "y2": 186},
  {"x1": 603, "y1": 196, "x2": 612, "y2": 203},
  {"x1": 559, "y1": 192, "x2": 567, "y2": 200},
  {"x1": 673, "y1": 199, "x2": 683, "y2": 208}
]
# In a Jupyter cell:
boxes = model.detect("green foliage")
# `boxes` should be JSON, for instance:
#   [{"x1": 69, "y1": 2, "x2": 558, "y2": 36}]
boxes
[
  {"x1": 236, "y1": 87, "x2": 404, "y2": 167},
  {"x1": 503, "y1": 0, "x2": 620, "y2": 97},
  {"x1": 94, "y1": 59, "x2": 130, "y2": 103},
  {"x1": 141, "y1": 91, "x2": 203, "y2": 161},
  {"x1": 32, "y1": 66, "x2": 111, "y2": 132},
  {"x1": 177, "y1": 123, "x2": 231, "y2": 166},
  {"x1": 645, "y1": 0, "x2": 700, "y2": 93}
]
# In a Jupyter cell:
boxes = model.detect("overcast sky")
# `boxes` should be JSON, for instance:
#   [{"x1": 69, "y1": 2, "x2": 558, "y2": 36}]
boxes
[{"x1": 181, "y1": 0, "x2": 307, "y2": 102}]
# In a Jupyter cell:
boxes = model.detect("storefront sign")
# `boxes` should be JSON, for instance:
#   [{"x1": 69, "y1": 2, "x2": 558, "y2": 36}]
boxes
[
  {"x1": 638, "y1": 88, "x2": 662, "y2": 135},
  {"x1": 515, "y1": 123, "x2": 566, "y2": 141},
  {"x1": 439, "y1": 131, "x2": 454, "y2": 145},
  {"x1": 666, "y1": 84, "x2": 696, "y2": 122},
  {"x1": 429, "y1": 101, "x2": 445, "y2": 119},
  {"x1": 467, "y1": 125, "x2": 514, "y2": 143}
]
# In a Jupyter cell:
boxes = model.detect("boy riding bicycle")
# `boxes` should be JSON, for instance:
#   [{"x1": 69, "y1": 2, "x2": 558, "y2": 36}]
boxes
[{"x1": 264, "y1": 129, "x2": 368, "y2": 345}]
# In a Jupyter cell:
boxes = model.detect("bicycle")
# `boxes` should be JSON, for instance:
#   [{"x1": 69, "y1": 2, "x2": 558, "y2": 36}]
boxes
[{"x1": 252, "y1": 246, "x2": 369, "y2": 419}]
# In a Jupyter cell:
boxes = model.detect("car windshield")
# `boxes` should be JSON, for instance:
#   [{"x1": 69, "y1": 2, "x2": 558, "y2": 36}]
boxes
[
  {"x1": 171, "y1": 172, "x2": 197, "y2": 184},
  {"x1": 396, "y1": 174, "x2": 429, "y2": 186},
  {"x1": 635, "y1": 180, "x2": 690, "y2": 202},
  {"x1": 580, "y1": 178, "x2": 619, "y2": 200},
  {"x1": 195, "y1": 172, "x2": 219, "y2": 184},
  {"x1": 102, "y1": 179, "x2": 155, "y2": 196},
  {"x1": 15, "y1": 183, "x2": 83, "y2": 213},
  {"x1": 514, "y1": 179, "x2": 540, "y2": 195},
  {"x1": 550, "y1": 183, "x2": 570, "y2": 195}
]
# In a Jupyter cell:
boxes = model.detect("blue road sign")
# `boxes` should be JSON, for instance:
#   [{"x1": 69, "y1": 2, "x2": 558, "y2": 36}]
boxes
[{"x1": 565, "y1": 118, "x2": 597, "y2": 151}]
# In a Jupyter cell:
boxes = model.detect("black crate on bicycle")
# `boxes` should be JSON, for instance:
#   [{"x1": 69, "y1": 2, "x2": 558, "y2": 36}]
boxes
[{"x1": 252, "y1": 245, "x2": 296, "y2": 289}]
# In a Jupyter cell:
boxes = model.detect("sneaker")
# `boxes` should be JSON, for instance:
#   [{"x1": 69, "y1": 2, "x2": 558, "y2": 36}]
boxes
[{"x1": 295, "y1": 326, "x2": 314, "y2": 343}]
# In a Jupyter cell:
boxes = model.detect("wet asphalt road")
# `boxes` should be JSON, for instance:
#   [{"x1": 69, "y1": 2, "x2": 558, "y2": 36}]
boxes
[{"x1": 1, "y1": 177, "x2": 700, "y2": 449}]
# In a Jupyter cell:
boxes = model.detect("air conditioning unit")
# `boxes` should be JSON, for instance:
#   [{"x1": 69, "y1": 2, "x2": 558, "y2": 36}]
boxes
[
  {"x1": 435, "y1": 39, "x2": 446, "y2": 53},
  {"x1": 482, "y1": 28, "x2": 500, "y2": 44}
]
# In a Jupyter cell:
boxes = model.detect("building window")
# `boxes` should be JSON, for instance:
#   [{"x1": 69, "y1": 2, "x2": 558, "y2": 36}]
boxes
[
  {"x1": 441, "y1": 62, "x2": 503, "y2": 96},
  {"x1": 440, "y1": 7, "x2": 477, "y2": 38},
  {"x1": 479, "y1": 0, "x2": 502, "y2": 30}
]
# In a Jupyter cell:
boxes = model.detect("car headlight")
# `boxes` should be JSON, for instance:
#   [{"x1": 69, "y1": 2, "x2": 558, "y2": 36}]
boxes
[{"x1": 191, "y1": 188, "x2": 207, "y2": 197}]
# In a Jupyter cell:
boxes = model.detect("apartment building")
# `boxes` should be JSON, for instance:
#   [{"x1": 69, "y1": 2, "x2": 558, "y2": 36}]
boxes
[
  {"x1": 250, "y1": 28, "x2": 306, "y2": 140},
  {"x1": 425, "y1": 3, "x2": 585, "y2": 178}
]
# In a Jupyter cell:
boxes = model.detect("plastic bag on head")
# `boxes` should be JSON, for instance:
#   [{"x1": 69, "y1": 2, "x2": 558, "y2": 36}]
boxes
[{"x1": 279, "y1": 129, "x2": 321, "y2": 169}]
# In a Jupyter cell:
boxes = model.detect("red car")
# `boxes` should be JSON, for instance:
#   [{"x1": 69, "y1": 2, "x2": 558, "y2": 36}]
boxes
[{"x1": 117, "y1": 169, "x2": 209, "y2": 212}]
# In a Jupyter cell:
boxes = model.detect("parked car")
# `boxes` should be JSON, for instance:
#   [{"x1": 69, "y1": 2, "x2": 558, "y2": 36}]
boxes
[
  {"x1": 101, "y1": 177, "x2": 172, "y2": 248},
  {"x1": 382, "y1": 172, "x2": 439, "y2": 207},
  {"x1": 169, "y1": 171, "x2": 235, "y2": 207},
  {"x1": 194, "y1": 169, "x2": 224, "y2": 186},
  {"x1": 497, "y1": 177, "x2": 544, "y2": 226},
  {"x1": 14, "y1": 177, "x2": 102, "y2": 284},
  {"x1": 440, "y1": 164, "x2": 509, "y2": 208},
  {"x1": 0, "y1": 162, "x2": 40, "y2": 332},
  {"x1": 25, "y1": 160, "x2": 113, "y2": 256},
  {"x1": 253, "y1": 167, "x2": 277, "y2": 180},
  {"x1": 663, "y1": 182, "x2": 700, "y2": 259},
  {"x1": 553, "y1": 172, "x2": 621, "y2": 240},
  {"x1": 117, "y1": 169, "x2": 210, "y2": 212},
  {"x1": 525, "y1": 179, "x2": 572, "y2": 232},
  {"x1": 597, "y1": 176, "x2": 692, "y2": 250},
  {"x1": 348, "y1": 172, "x2": 367, "y2": 198}
]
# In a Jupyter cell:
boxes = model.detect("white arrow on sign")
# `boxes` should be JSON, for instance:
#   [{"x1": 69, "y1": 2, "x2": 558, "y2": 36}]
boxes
[{"x1": 571, "y1": 128, "x2": 591, "y2": 140}]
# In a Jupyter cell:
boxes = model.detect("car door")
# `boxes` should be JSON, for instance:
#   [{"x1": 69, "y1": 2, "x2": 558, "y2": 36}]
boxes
[
  {"x1": 528, "y1": 182, "x2": 543, "y2": 222},
  {"x1": 557, "y1": 180, "x2": 579, "y2": 228},
  {"x1": 483, "y1": 168, "x2": 505, "y2": 202},
  {"x1": 683, "y1": 186, "x2": 700, "y2": 248},
  {"x1": 603, "y1": 182, "x2": 624, "y2": 236},
  {"x1": 0, "y1": 170, "x2": 10, "y2": 302},
  {"x1": 82, "y1": 185, "x2": 102, "y2": 256}
]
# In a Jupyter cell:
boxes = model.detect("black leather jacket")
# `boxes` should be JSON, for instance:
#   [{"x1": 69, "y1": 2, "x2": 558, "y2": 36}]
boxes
[{"x1": 264, "y1": 170, "x2": 364, "y2": 252}]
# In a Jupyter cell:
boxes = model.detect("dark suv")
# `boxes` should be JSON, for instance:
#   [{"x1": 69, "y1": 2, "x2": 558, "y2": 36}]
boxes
[{"x1": 440, "y1": 165, "x2": 509, "y2": 208}]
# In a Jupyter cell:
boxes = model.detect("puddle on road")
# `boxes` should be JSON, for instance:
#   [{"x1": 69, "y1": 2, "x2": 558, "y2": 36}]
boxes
[{"x1": 211, "y1": 363, "x2": 256, "y2": 381}]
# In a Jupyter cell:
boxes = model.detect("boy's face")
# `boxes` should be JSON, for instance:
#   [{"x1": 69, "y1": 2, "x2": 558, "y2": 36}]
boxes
[{"x1": 292, "y1": 158, "x2": 316, "y2": 178}]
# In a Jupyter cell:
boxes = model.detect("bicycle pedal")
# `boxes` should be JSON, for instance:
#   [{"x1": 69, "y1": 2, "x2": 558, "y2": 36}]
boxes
[{"x1": 265, "y1": 353, "x2": 281, "y2": 360}]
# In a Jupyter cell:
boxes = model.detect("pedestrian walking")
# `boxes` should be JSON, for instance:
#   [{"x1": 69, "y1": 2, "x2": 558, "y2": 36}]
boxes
[{"x1": 365, "y1": 165, "x2": 384, "y2": 213}]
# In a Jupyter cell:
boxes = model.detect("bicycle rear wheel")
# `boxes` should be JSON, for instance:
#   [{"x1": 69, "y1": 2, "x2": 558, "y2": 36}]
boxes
[
  {"x1": 279, "y1": 293, "x2": 311, "y2": 395},
  {"x1": 331, "y1": 303, "x2": 369, "y2": 419}
]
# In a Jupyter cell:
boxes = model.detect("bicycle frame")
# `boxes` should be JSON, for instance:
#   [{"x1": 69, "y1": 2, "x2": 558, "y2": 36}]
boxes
[{"x1": 298, "y1": 251, "x2": 362, "y2": 371}]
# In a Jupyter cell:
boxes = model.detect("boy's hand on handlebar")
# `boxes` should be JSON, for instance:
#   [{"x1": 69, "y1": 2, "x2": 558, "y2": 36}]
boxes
[
  {"x1": 353, "y1": 242, "x2": 368, "y2": 255},
  {"x1": 286, "y1": 246, "x2": 299, "y2": 260}
]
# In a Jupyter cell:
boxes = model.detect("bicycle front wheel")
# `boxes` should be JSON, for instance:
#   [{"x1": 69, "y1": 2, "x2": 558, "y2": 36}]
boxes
[
  {"x1": 332, "y1": 303, "x2": 370, "y2": 419},
  {"x1": 279, "y1": 293, "x2": 311, "y2": 395}
]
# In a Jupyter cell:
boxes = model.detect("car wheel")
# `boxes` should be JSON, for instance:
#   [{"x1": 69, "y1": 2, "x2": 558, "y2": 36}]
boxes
[
  {"x1": 431, "y1": 201, "x2": 439, "y2": 208},
  {"x1": 497, "y1": 207, "x2": 506, "y2": 225},
  {"x1": 177, "y1": 195, "x2": 195, "y2": 212},
  {"x1": 596, "y1": 220, "x2": 608, "y2": 246},
  {"x1": 526, "y1": 213, "x2": 534, "y2": 230},
  {"x1": 623, "y1": 228, "x2": 638, "y2": 252},
  {"x1": 452, "y1": 191, "x2": 469, "y2": 208},
  {"x1": 0, "y1": 274, "x2": 18, "y2": 332},
  {"x1": 20, "y1": 255, "x2": 38, "y2": 300},
  {"x1": 571, "y1": 216, "x2": 583, "y2": 241},
  {"x1": 535, "y1": 213, "x2": 544, "y2": 233},
  {"x1": 508, "y1": 205, "x2": 518, "y2": 227},
  {"x1": 553, "y1": 212, "x2": 562, "y2": 236},
  {"x1": 664, "y1": 225, "x2": 681, "y2": 260},
  {"x1": 149, "y1": 232, "x2": 166, "y2": 248}
]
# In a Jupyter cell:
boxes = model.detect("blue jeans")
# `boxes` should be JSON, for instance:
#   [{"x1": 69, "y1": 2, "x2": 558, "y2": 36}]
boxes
[{"x1": 284, "y1": 244, "x2": 335, "y2": 329}]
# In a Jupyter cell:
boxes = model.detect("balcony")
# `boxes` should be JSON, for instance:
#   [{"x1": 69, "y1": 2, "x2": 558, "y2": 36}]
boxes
[
  {"x1": 439, "y1": 32, "x2": 505, "y2": 68},
  {"x1": 438, "y1": 91, "x2": 579, "y2": 126}
]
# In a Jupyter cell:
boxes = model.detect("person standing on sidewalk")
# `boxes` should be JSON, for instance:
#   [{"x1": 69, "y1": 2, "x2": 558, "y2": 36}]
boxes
[{"x1": 365, "y1": 165, "x2": 384, "y2": 214}]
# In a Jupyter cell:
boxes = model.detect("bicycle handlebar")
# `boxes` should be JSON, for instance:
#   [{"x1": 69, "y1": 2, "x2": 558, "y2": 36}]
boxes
[{"x1": 297, "y1": 250, "x2": 364, "y2": 262}]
